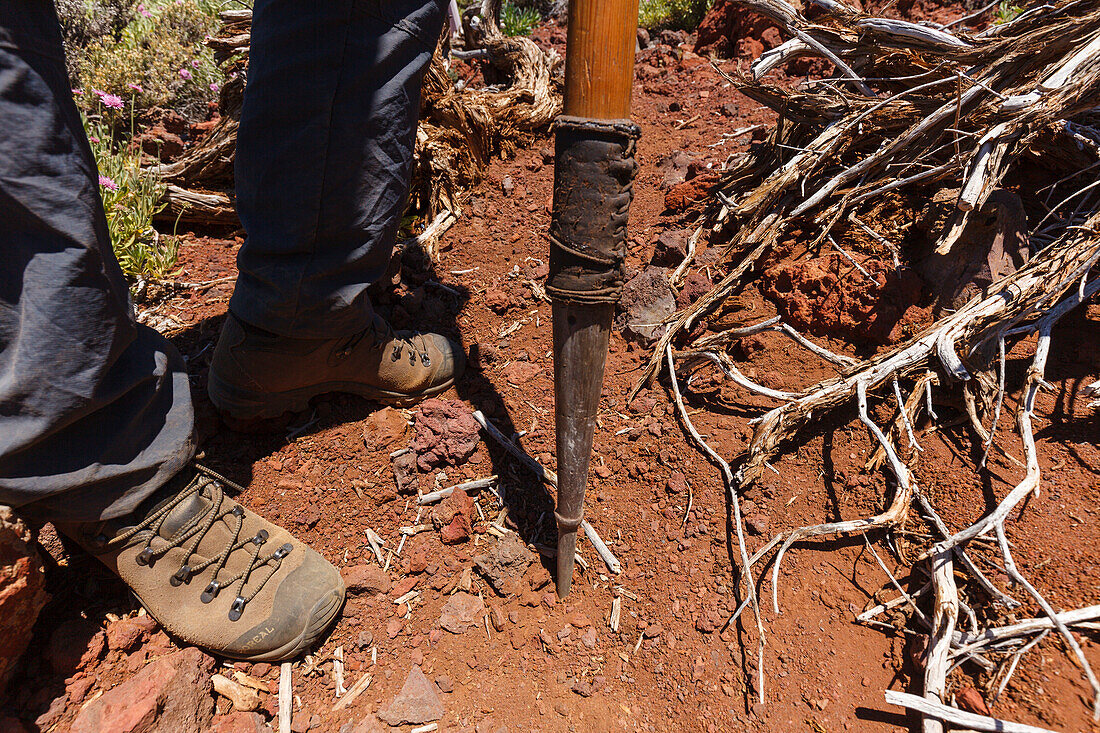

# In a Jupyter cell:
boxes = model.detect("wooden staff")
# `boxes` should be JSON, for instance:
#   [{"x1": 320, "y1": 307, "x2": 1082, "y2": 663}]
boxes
[{"x1": 549, "y1": 0, "x2": 640, "y2": 597}]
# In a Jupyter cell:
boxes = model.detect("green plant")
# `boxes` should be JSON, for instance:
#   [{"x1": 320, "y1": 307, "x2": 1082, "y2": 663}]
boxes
[
  {"x1": 85, "y1": 115, "x2": 178, "y2": 280},
  {"x1": 994, "y1": 0, "x2": 1023, "y2": 23},
  {"x1": 500, "y1": 0, "x2": 540, "y2": 36},
  {"x1": 70, "y1": 0, "x2": 222, "y2": 121},
  {"x1": 638, "y1": 0, "x2": 711, "y2": 31}
]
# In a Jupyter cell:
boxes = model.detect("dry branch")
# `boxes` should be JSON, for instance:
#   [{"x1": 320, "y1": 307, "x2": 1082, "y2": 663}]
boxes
[{"x1": 642, "y1": 0, "x2": 1100, "y2": 722}]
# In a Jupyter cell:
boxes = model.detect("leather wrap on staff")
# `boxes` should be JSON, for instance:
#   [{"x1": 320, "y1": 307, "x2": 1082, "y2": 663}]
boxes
[{"x1": 550, "y1": 0, "x2": 640, "y2": 598}]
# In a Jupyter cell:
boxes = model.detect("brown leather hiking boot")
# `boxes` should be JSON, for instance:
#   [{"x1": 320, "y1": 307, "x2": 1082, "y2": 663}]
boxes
[
  {"x1": 57, "y1": 466, "x2": 344, "y2": 662},
  {"x1": 208, "y1": 312, "x2": 464, "y2": 423}
]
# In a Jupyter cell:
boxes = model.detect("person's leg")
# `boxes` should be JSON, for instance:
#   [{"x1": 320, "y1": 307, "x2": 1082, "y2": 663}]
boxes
[
  {"x1": 0, "y1": 3, "x2": 343, "y2": 662},
  {"x1": 210, "y1": 0, "x2": 463, "y2": 422},
  {"x1": 0, "y1": 0, "x2": 194, "y2": 522},
  {"x1": 231, "y1": 0, "x2": 447, "y2": 339}
]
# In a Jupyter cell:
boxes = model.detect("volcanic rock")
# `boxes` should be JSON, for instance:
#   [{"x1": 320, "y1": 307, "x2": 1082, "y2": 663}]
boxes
[
  {"x1": 656, "y1": 151, "x2": 696, "y2": 191},
  {"x1": 0, "y1": 507, "x2": 48, "y2": 690},
  {"x1": 342, "y1": 564, "x2": 391, "y2": 596},
  {"x1": 432, "y1": 489, "x2": 474, "y2": 545},
  {"x1": 46, "y1": 618, "x2": 104, "y2": 676},
  {"x1": 412, "y1": 399, "x2": 481, "y2": 470},
  {"x1": 474, "y1": 534, "x2": 536, "y2": 595},
  {"x1": 362, "y1": 407, "x2": 409, "y2": 451},
  {"x1": 209, "y1": 712, "x2": 271, "y2": 733},
  {"x1": 616, "y1": 266, "x2": 675, "y2": 343},
  {"x1": 106, "y1": 615, "x2": 159, "y2": 652},
  {"x1": 439, "y1": 591, "x2": 485, "y2": 634},
  {"x1": 71, "y1": 647, "x2": 216, "y2": 733},
  {"x1": 376, "y1": 666, "x2": 443, "y2": 726},
  {"x1": 651, "y1": 229, "x2": 689, "y2": 267}
]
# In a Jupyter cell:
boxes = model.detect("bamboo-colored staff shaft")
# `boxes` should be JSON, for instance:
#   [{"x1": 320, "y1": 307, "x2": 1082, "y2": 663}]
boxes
[{"x1": 563, "y1": 0, "x2": 640, "y2": 120}]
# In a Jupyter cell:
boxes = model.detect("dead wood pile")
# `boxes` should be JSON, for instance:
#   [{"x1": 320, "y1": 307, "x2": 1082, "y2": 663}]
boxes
[
  {"x1": 645, "y1": 0, "x2": 1100, "y2": 728},
  {"x1": 155, "y1": 5, "x2": 561, "y2": 257}
]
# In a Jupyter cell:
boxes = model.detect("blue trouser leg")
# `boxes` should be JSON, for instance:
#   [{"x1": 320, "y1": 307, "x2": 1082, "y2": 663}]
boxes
[
  {"x1": 231, "y1": 0, "x2": 446, "y2": 340},
  {"x1": 0, "y1": 2, "x2": 194, "y2": 521}
]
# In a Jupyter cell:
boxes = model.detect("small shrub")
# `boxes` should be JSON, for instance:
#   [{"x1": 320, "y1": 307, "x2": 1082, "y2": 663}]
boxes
[
  {"x1": 500, "y1": 0, "x2": 541, "y2": 36},
  {"x1": 638, "y1": 0, "x2": 711, "y2": 31},
  {"x1": 994, "y1": 0, "x2": 1023, "y2": 23},
  {"x1": 70, "y1": 0, "x2": 221, "y2": 121},
  {"x1": 85, "y1": 115, "x2": 178, "y2": 280}
]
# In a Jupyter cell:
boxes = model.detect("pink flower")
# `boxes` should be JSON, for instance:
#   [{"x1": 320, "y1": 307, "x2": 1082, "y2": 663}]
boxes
[
  {"x1": 137, "y1": 3, "x2": 152, "y2": 17},
  {"x1": 191, "y1": 59, "x2": 200, "y2": 68},
  {"x1": 95, "y1": 89, "x2": 124, "y2": 109},
  {"x1": 178, "y1": 69, "x2": 192, "y2": 80},
  {"x1": 127, "y1": 83, "x2": 144, "y2": 93},
  {"x1": 72, "y1": 88, "x2": 83, "y2": 95},
  {"x1": 98, "y1": 175, "x2": 118, "y2": 191},
  {"x1": 89, "y1": 136, "x2": 100, "y2": 143},
  {"x1": 209, "y1": 82, "x2": 219, "y2": 92}
]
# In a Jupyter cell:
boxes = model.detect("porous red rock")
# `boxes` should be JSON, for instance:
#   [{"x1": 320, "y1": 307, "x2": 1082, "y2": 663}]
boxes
[
  {"x1": 0, "y1": 507, "x2": 48, "y2": 690},
  {"x1": 71, "y1": 647, "x2": 216, "y2": 733},
  {"x1": 761, "y1": 252, "x2": 925, "y2": 345},
  {"x1": 412, "y1": 399, "x2": 481, "y2": 470}
]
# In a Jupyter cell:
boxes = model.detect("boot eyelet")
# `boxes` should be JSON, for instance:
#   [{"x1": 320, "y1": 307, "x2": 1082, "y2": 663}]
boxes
[
  {"x1": 136, "y1": 547, "x2": 155, "y2": 566},
  {"x1": 201, "y1": 580, "x2": 221, "y2": 603},
  {"x1": 273, "y1": 542, "x2": 293, "y2": 560},
  {"x1": 170, "y1": 565, "x2": 192, "y2": 586},
  {"x1": 229, "y1": 596, "x2": 247, "y2": 621}
]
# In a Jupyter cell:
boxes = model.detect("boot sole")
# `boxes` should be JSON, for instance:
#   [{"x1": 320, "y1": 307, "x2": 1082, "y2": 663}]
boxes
[{"x1": 208, "y1": 372, "x2": 457, "y2": 424}]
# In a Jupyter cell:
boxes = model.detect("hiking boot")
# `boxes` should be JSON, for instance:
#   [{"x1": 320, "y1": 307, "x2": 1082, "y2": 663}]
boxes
[
  {"x1": 57, "y1": 466, "x2": 344, "y2": 662},
  {"x1": 208, "y1": 312, "x2": 464, "y2": 423}
]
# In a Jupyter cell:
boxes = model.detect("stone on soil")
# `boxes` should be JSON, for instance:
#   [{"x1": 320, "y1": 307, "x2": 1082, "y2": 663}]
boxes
[
  {"x1": 106, "y1": 615, "x2": 158, "y2": 652},
  {"x1": 391, "y1": 450, "x2": 418, "y2": 494},
  {"x1": 0, "y1": 507, "x2": 48, "y2": 690},
  {"x1": 474, "y1": 533, "x2": 536, "y2": 595},
  {"x1": 209, "y1": 712, "x2": 271, "y2": 733},
  {"x1": 656, "y1": 151, "x2": 696, "y2": 191},
  {"x1": 616, "y1": 266, "x2": 675, "y2": 343},
  {"x1": 431, "y1": 488, "x2": 474, "y2": 544},
  {"x1": 71, "y1": 647, "x2": 216, "y2": 733},
  {"x1": 376, "y1": 665, "x2": 444, "y2": 726},
  {"x1": 439, "y1": 591, "x2": 485, "y2": 634},
  {"x1": 651, "y1": 229, "x2": 689, "y2": 267},
  {"x1": 412, "y1": 399, "x2": 481, "y2": 470},
  {"x1": 362, "y1": 407, "x2": 408, "y2": 450},
  {"x1": 342, "y1": 564, "x2": 391, "y2": 596}
]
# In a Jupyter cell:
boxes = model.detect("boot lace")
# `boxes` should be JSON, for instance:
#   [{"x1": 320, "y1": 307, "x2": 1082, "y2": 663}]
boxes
[
  {"x1": 336, "y1": 316, "x2": 432, "y2": 367},
  {"x1": 108, "y1": 464, "x2": 293, "y2": 622}
]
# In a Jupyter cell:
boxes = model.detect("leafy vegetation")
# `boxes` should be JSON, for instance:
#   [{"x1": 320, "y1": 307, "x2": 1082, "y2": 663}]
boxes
[
  {"x1": 85, "y1": 114, "x2": 177, "y2": 280},
  {"x1": 499, "y1": 1, "x2": 542, "y2": 37},
  {"x1": 62, "y1": 0, "x2": 223, "y2": 122},
  {"x1": 638, "y1": 0, "x2": 711, "y2": 31},
  {"x1": 994, "y1": 0, "x2": 1023, "y2": 24}
]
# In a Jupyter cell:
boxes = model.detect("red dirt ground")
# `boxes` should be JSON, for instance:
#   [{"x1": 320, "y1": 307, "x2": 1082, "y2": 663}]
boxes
[{"x1": 8, "y1": 11, "x2": 1100, "y2": 733}]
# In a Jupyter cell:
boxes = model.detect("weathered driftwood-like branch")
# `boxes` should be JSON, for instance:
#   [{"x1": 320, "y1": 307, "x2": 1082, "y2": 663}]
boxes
[
  {"x1": 922, "y1": 549, "x2": 958, "y2": 733},
  {"x1": 885, "y1": 690, "x2": 1058, "y2": 733}
]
